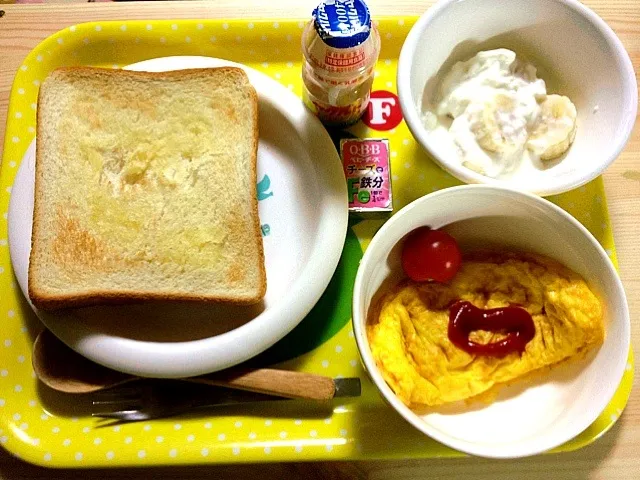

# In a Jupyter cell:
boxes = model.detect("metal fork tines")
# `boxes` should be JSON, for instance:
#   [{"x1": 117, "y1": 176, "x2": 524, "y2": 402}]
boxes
[
  {"x1": 92, "y1": 380, "x2": 284, "y2": 422},
  {"x1": 91, "y1": 377, "x2": 361, "y2": 423}
]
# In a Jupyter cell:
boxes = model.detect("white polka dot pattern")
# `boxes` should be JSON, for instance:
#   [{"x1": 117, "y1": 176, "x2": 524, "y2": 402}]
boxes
[{"x1": 0, "y1": 17, "x2": 631, "y2": 469}]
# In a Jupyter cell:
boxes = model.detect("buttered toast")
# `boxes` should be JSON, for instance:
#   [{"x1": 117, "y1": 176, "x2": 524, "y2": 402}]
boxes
[{"x1": 29, "y1": 67, "x2": 266, "y2": 310}]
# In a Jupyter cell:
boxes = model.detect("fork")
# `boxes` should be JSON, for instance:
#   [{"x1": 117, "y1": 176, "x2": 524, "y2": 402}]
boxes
[{"x1": 92, "y1": 377, "x2": 362, "y2": 422}]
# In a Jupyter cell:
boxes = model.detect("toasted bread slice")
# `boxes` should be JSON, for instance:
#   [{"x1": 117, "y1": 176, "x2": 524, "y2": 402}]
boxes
[{"x1": 29, "y1": 67, "x2": 266, "y2": 310}]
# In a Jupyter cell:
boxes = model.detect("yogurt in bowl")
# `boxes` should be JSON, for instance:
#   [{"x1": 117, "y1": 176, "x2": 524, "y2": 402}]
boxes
[{"x1": 423, "y1": 49, "x2": 578, "y2": 178}]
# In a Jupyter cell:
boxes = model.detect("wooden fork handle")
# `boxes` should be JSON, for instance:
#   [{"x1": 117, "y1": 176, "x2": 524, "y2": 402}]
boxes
[{"x1": 190, "y1": 368, "x2": 336, "y2": 400}]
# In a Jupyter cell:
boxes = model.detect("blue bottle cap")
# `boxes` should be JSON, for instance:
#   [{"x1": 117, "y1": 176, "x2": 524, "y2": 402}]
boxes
[{"x1": 313, "y1": 0, "x2": 372, "y2": 49}]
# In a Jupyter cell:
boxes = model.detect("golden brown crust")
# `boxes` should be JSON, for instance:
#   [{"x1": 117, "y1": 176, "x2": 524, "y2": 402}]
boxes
[
  {"x1": 30, "y1": 289, "x2": 265, "y2": 311},
  {"x1": 246, "y1": 79, "x2": 267, "y2": 299},
  {"x1": 29, "y1": 66, "x2": 266, "y2": 311},
  {"x1": 28, "y1": 70, "x2": 49, "y2": 306},
  {"x1": 36, "y1": 66, "x2": 252, "y2": 84}
]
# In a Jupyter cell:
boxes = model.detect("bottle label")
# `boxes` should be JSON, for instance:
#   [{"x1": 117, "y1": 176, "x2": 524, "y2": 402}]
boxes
[
  {"x1": 304, "y1": 89, "x2": 370, "y2": 127},
  {"x1": 324, "y1": 49, "x2": 366, "y2": 68}
]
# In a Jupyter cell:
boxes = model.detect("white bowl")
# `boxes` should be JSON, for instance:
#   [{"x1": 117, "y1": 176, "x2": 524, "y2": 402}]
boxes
[
  {"x1": 397, "y1": 0, "x2": 637, "y2": 196},
  {"x1": 352, "y1": 185, "x2": 630, "y2": 458}
]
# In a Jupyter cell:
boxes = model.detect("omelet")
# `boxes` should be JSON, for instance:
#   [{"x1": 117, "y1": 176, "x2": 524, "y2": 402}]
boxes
[{"x1": 367, "y1": 251, "x2": 604, "y2": 407}]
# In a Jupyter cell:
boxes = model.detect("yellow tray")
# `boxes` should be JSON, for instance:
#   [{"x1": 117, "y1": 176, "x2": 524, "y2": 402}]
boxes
[{"x1": 0, "y1": 18, "x2": 633, "y2": 467}]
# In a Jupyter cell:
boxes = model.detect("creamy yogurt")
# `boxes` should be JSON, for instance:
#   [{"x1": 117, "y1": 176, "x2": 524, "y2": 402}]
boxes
[{"x1": 422, "y1": 49, "x2": 576, "y2": 178}]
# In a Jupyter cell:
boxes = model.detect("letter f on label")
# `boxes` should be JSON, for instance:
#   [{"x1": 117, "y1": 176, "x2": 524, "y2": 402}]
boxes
[
  {"x1": 368, "y1": 97, "x2": 396, "y2": 125},
  {"x1": 362, "y1": 91, "x2": 403, "y2": 130}
]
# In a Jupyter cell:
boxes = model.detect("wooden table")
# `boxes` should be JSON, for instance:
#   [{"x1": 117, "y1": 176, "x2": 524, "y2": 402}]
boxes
[{"x1": 0, "y1": 1, "x2": 638, "y2": 478}]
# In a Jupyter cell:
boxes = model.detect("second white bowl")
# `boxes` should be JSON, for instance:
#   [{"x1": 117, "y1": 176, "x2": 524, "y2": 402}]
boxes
[
  {"x1": 397, "y1": 0, "x2": 637, "y2": 196},
  {"x1": 352, "y1": 185, "x2": 630, "y2": 457}
]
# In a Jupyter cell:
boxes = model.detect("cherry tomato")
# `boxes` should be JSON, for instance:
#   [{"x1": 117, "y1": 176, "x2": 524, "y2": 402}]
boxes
[{"x1": 401, "y1": 226, "x2": 462, "y2": 283}]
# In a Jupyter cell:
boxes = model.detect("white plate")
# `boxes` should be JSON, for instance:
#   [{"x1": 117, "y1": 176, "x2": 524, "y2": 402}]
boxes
[{"x1": 8, "y1": 56, "x2": 348, "y2": 378}]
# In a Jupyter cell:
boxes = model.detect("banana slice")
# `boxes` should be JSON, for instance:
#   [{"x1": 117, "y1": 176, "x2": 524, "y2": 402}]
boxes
[
  {"x1": 469, "y1": 94, "x2": 528, "y2": 154},
  {"x1": 527, "y1": 94, "x2": 577, "y2": 160}
]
